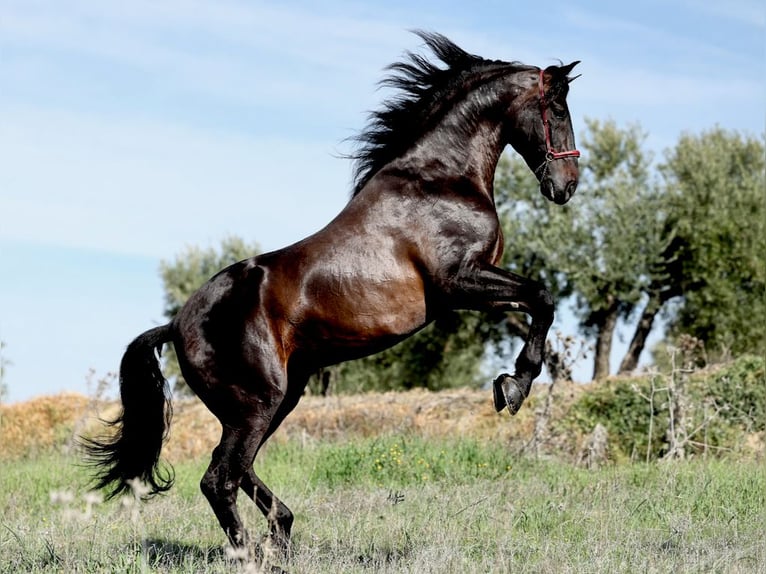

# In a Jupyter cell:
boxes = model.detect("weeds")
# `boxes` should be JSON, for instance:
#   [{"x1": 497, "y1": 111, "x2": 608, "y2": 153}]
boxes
[
  {"x1": 312, "y1": 435, "x2": 512, "y2": 488},
  {"x1": 1, "y1": 450, "x2": 763, "y2": 573},
  {"x1": 1, "y1": 355, "x2": 763, "y2": 571}
]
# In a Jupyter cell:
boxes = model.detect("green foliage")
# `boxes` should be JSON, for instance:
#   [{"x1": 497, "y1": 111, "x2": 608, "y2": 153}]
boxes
[
  {"x1": 494, "y1": 153, "x2": 573, "y2": 302},
  {"x1": 702, "y1": 355, "x2": 766, "y2": 432},
  {"x1": 659, "y1": 129, "x2": 766, "y2": 360},
  {"x1": 572, "y1": 119, "x2": 661, "y2": 309},
  {"x1": 159, "y1": 236, "x2": 260, "y2": 392},
  {"x1": 566, "y1": 375, "x2": 669, "y2": 461},
  {"x1": 497, "y1": 122, "x2": 764, "y2": 377},
  {"x1": 564, "y1": 355, "x2": 765, "y2": 461},
  {"x1": 495, "y1": 120, "x2": 667, "y2": 378}
]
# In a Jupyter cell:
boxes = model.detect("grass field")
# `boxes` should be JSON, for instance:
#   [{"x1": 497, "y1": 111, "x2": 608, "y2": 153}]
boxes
[{"x1": 1, "y1": 435, "x2": 764, "y2": 573}]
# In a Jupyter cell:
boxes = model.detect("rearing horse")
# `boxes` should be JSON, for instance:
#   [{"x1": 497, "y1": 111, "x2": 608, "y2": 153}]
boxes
[{"x1": 86, "y1": 32, "x2": 580, "y2": 555}]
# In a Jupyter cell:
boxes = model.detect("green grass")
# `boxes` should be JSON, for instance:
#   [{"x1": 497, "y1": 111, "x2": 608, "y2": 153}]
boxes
[
  {"x1": 1, "y1": 436, "x2": 764, "y2": 573},
  {"x1": 263, "y1": 435, "x2": 514, "y2": 488}
]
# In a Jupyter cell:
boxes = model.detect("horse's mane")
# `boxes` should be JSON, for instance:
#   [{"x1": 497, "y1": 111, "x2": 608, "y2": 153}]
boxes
[{"x1": 350, "y1": 31, "x2": 531, "y2": 196}]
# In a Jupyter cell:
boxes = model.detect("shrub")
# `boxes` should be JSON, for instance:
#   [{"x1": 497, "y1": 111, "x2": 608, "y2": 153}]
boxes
[
  {"x1": 564, "y1": 376, "x2": 669, "y2": 461},
  {"x1": 563, "y1": 355, "x2": 765, "y2": 462},
  {"x1": 694, "y1": 355, "x2": 765, "y2": 432}
]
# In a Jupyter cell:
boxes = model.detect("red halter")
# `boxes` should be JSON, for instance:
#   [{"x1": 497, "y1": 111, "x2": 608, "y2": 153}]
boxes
[{"x1": 539, "y1": 69, "x2": 580, "y2": 161}]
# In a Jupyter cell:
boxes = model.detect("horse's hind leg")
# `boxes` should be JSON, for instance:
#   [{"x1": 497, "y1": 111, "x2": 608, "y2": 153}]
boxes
[
  {"x1": 200, "y1": 409, "x2": 281, "y2": 551},
  {"x1": 239, "y1": 379, "x2": 307, "y2": 554},
  {"x1": 190, "y1": 356, "x2": 287, "y2": 551}
]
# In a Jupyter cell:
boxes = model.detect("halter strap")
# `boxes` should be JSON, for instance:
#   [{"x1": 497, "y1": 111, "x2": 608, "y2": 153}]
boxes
[{"x1": 539, "y1": 69, "x2": 580, "y2": 161}]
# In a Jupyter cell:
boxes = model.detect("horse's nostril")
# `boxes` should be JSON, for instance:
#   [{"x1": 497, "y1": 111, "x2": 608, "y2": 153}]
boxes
[{"x1": 566, "y1": 180, "x2": 578, "y2": 200}]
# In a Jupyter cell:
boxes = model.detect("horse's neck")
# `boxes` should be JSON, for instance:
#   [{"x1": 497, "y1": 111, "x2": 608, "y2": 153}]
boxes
[{"x1": 403, "y1": 119, "x2": 505, "y2": 197}]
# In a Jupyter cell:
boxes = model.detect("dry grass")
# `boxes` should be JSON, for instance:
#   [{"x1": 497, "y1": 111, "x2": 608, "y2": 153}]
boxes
[
  {"x1": 0, "y1": 393, "x2": 90, "y2": 459},
  {"x1": 1, "y1": 382, "x2": 586, "y2": 463}
]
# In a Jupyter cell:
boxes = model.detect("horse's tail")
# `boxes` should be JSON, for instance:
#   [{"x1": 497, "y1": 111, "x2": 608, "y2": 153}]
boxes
[{"x1": 83, "y1": 323, "x2": 175, "y2": 498}]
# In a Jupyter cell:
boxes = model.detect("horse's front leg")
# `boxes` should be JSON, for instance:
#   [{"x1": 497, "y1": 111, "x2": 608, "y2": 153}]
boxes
[{"x1": 447, "y1": 264, "x2": 554, "y2": 414}]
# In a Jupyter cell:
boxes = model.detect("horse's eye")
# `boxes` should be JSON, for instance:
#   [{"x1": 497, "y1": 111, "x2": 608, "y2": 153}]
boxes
[{"x1": 551, "y1": 103, "x2": 567, "y2": 120}]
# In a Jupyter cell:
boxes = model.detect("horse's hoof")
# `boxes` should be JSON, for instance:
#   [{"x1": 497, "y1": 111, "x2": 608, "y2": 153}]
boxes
[
  {"x1": 252, "y1": 535, "x2": 290, "y2": 573},
  {"x1": 268, "y1": 535, "x2": 291, "y2": 560},
  {"x1": 492, "y1": 374, "x2": 526, "y2": 415}
]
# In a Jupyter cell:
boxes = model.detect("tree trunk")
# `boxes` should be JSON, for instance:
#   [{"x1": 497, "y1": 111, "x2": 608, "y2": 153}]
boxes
[
  {"x1": 592, "y1": 296, "x2": 619, "y2": 380},
  {"x1": 618, "y1": 294, "x2": 661, "y2": 374}
]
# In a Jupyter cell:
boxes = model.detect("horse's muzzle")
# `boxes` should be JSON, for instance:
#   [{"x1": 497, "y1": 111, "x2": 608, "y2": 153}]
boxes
[{"x1": 541, "y1": 178, "x2": 578, "y2": 205}]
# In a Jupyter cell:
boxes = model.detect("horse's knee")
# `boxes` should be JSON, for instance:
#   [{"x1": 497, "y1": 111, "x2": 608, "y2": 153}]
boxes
[
  {"x1": 532, "y1": 282, "x2": 554, "y2": 322},
  {"x1": 200, "y1": 473, "x2": 218, "y2": 502},
  {"x1": 200, "y1": 470, "x2": 238, "y2": 504}
]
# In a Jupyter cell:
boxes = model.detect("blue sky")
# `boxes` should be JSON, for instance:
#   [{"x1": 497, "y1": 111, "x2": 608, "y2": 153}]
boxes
[{"x1": 1, "y1": 1, "x2": 763, "y2": 403}]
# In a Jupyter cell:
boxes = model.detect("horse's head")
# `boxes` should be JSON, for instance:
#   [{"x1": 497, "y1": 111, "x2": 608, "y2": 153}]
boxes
[{"x1": 507, "y1": 62, "x2": 581, "y2": 205}]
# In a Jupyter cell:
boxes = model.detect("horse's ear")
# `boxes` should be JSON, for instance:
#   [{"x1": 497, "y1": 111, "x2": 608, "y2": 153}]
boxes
[
  {"x1": 545, "y1": 61, "x2": 581, "y2": 82},
  {"x1": 561, "y1": 60, "x2": 580, "y2": 76},
  {"x1": 564, "y1": 61, "x2": 581, "y2": 83}
]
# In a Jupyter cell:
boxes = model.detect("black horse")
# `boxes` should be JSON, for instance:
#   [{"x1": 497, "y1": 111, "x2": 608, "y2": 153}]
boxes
[{"x1": 86, "y1": 31, "x2": 580, "y2": 557}]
